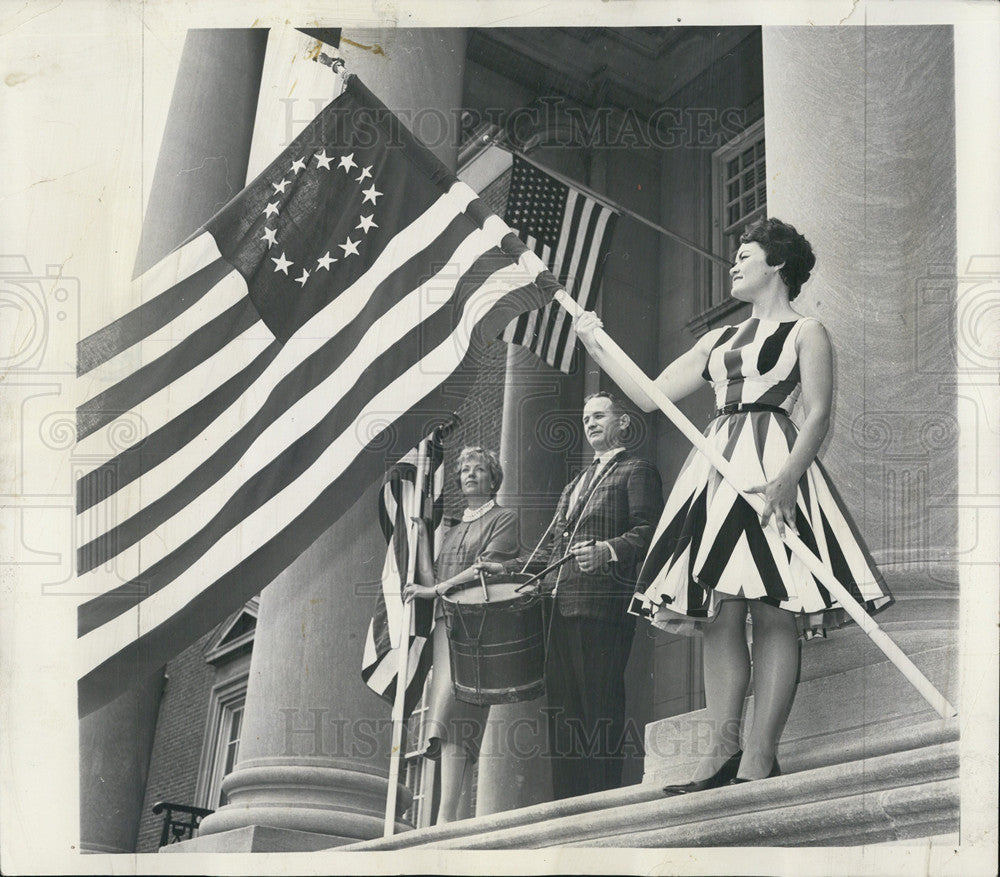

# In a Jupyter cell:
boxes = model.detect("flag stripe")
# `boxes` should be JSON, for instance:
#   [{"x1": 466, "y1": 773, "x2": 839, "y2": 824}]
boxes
[
  {"x1": 76, "y1": 212, "x2": 478, "y2": 543},
  {"x1": 549, "y1": 202, "x2": 612, "y2": 371},
  {"x1": 78, "y1": 247, "x2": 529, "y2": 624},
  {"x1": 81, "y1": 261, "x2": 254, "y2": 404},
  {"x1": 552, "y1": 190, "x2": 584, "y2": 287},
  {"x1": 76, "y1": 339, "x2": 283, "y2": 513},
  {"x1": 379, "y1": 474, "x2": 415, "y2": 649},
  {"x1": 76, "y1": 315, "x2": 272, "y2": 470},
  {"x1": 550, "y1": 202, "x2": 605, "y2": 370},
  {"x1": 363, "y1": 633, "x2": 429, "y2": 696},
  {"x1": 78, "y1": 263, "x2": 540, "y2": 683},
  {"x1": 501, "y1": 235, "x2": 551, "y2": 349},
  {"x1": 539, "y1": 196, "x2": 593, "y2": 361},
  {"x1": 76, "y1": 237, "x2": 228, "y2": 376},
  {"x1": 524, "y1": 240, "x2": 551, "y2": 349},
  {"x1": 565, "y1": 196, "x2": 603, "y2": 296},
  {"x1": 555, "y1": 190, "x2": 588, "y2": 288},
  {"x1": 76, "y1": 295, "x2": 262, "y2": 440},
  {"x1": 80, "y1": 423, "x2": 440, "y2": 715}
]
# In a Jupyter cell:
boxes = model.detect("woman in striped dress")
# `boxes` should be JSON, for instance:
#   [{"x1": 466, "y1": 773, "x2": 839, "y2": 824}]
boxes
[{"x1": 573, "y1": 218, "x2": 891, "y2": 790}]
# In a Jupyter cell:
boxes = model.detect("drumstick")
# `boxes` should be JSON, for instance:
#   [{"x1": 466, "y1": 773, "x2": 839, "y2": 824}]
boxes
[
  {"x1": 515, "y1": 540, "x2": 596, "y2": 592},
  {"x1": 477, "y1": 568, "x2": 490, "y2": 602}
]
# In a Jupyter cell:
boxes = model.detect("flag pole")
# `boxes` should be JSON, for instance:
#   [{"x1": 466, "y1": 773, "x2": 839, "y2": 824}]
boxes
[
  {"x1": 553, "y1": 290, "x2": 958, "y2": 721},
  {"x1": 383, "y1": 438, "x2": 430, "y2": 837},
  {"x1": 382, "y1": 442, "x2": 426, "y2": 834},
  {"x1": 481, "y1": 135, "x2": 733, "y2": 269}
]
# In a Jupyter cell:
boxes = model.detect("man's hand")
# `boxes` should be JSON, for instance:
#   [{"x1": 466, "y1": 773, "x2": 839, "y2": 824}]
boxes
[{"x1": 569, "y1": 540, "x2": 611, "y2": 574}]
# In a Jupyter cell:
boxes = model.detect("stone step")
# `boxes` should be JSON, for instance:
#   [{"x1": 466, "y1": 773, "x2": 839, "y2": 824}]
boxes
[
  {"x1": 645, "y1": 643, "x2": 957, "y2": 785},
  {"x1": 339, "y1": 724, "x2": 958, "y2": 851},
  {"x1": 583, "y1": 777, "x2": 959, "y2": 848}
]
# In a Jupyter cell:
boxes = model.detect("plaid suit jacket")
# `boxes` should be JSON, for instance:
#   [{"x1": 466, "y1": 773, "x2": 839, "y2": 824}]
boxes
[{"x1": 529, "y1": 451, "x2": 663, "y2": 625}]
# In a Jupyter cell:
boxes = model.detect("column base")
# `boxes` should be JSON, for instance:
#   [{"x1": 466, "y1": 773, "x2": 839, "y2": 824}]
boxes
[
  {"x1": 196, "y1": 759, "x2": 412, "y2": 846},
  {"x1": 160, "y1": 824, "x2": 351, "y2": 853},
  {"x1": 80, "y1": 842, "x2": 131, "y2": 854}
]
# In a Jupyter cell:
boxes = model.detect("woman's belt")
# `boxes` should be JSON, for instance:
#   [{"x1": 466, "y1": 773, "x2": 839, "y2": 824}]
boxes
[{"x1": 713, "y1": 402, "x2": 790, "y2": 419}]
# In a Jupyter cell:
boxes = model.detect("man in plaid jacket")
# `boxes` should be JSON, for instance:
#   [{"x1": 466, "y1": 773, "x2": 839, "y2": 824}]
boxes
[{"x1": 483, "y1": 391, "x2": 663, "y2": 799}]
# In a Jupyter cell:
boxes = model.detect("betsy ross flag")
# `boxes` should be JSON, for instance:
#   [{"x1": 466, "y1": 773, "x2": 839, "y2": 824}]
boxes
[
  {"x1": 501, "y1": 155, "x2": 618, "y2": 373},
  {"x1": 75, "y1": 75, "x2": 560, "y2": 717},
  {"x1": 361, "y1": 429, "x2": 446, "y2": 718}
]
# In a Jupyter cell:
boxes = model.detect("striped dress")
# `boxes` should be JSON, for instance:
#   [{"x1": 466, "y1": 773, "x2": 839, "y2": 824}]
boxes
[{"x1": 630, "y1": 316, "x2": 892, "y2": 636}]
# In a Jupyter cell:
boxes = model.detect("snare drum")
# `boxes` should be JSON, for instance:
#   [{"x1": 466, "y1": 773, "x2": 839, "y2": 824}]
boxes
[{"x1": 441, "y1": 574, "x2": 546, "y2": 706}]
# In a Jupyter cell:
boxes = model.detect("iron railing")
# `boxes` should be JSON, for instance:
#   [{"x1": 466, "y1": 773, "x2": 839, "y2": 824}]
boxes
[{"x1": 151, "y1": 801, "x2": 214, "y2": 847}]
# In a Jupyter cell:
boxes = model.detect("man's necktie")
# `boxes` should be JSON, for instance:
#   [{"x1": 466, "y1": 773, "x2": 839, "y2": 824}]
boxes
[{"x1": 570, "y1": 459, "x2": 599, "y2": 514}]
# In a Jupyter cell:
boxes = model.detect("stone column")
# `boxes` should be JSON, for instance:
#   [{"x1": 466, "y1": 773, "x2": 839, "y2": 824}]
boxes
[
  {"x1": 79, "y1": 671, "x2": 165, "y2": 853},
  {"x1": 757, "y1": 17, "x2": 959, "y2": 775},
  {"x1": 762, "y1": 25, "x2": 957, "y2": 557},
  {"x1": 134, "y1": 29, "x2": 269, "y2": 276},
  {"x1": 192, "y1": 481, "x2": 414, "y2": 849},
  {"x1": 473, "y1": 136, "x2": 595, "y2": 814},
  {"x1": 475, "y1": 344, "x2": 567, "y2": 815},
  {"x1": 189, "y1": 28, "x2": 468, "y2": 851},
  {"x1": 761, "y1": 27, "x2": 957, "y2": 579}
]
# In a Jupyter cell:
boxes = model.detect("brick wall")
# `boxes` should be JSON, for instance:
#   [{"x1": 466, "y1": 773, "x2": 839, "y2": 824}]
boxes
[{"x1": 134, "y1": 631, "x2": 216, "y2": 852}]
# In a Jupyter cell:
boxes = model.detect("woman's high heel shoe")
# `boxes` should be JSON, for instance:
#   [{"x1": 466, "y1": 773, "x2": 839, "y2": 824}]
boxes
[
  {"x1": 729, "y1": 758, "x2": 782, "y2": 784},
  {"x1": 662, "y1": 750, "x2": 743, "y2": 796}
]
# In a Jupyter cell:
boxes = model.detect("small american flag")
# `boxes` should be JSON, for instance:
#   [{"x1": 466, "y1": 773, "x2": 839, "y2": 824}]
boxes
[
  {"x1": 501, "y1": 155, "x2": 618, "y2": 373},
  {"x1": 361, "y1": 429, "x2": 446, "y2": 718}
]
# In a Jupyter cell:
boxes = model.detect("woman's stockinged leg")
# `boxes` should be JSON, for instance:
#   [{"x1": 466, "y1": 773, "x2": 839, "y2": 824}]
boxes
[
  {"x1": 435, "y1": 741, "x2": 471, "y2": 824},
  {"x1": 693, "y1": 598, "x2": 751, "y2": 781},
  {"x1": 739, "y1": 601, "x2": 801, "y2": 780}
]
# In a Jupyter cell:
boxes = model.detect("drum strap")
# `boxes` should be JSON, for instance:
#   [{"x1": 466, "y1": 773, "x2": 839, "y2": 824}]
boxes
[
  {"x1": 566, "y1": 458, "x2": 598, "y2": 515},
  {"x1": 561, "y1": 457, "x2": 621, "y2": 540},
  {"x1": 525, "y1": 456, "x2": 624, "y2": 667},
  {"x1": 517, "y1": 513, "x2": 561, "y2": 576}
]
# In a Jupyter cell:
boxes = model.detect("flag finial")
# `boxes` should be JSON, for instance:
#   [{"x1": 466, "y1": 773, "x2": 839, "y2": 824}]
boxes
[{"x1": 315, "y1": 51, "x2": 346, "y2": 74}]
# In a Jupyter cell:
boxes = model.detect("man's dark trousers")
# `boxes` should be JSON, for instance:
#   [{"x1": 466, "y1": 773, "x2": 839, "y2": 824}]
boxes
[{"x1": 545, "y1": 610, "x2": 636, "y2": 799}]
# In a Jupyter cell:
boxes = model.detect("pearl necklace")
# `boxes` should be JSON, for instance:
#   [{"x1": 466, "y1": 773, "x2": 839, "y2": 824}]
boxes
[{"x1": 461, "y1": 499, "x2": 495, "y2": 522}]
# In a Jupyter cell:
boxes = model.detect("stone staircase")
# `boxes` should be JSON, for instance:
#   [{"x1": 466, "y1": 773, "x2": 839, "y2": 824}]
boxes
[
  {"x1": 343, "y1": 574, "x2": 959, "y2": 850},
  {"x1": 341, "y1": 719, "x2": 957, "y2": 849}
]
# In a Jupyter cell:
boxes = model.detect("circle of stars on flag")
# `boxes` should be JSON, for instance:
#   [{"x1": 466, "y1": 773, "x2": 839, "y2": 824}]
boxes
[{"x1": 258, "y1": 149, "x2": 382, "y2": 288}]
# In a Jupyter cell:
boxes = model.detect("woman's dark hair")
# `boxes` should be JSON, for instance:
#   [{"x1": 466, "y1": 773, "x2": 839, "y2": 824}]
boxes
[
  {"x1": 454, "y1": 446, "x2": 504, "y2": 496},
  {"x1": 740, "y1": 218, "x2": 816, "y2": 301}
]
